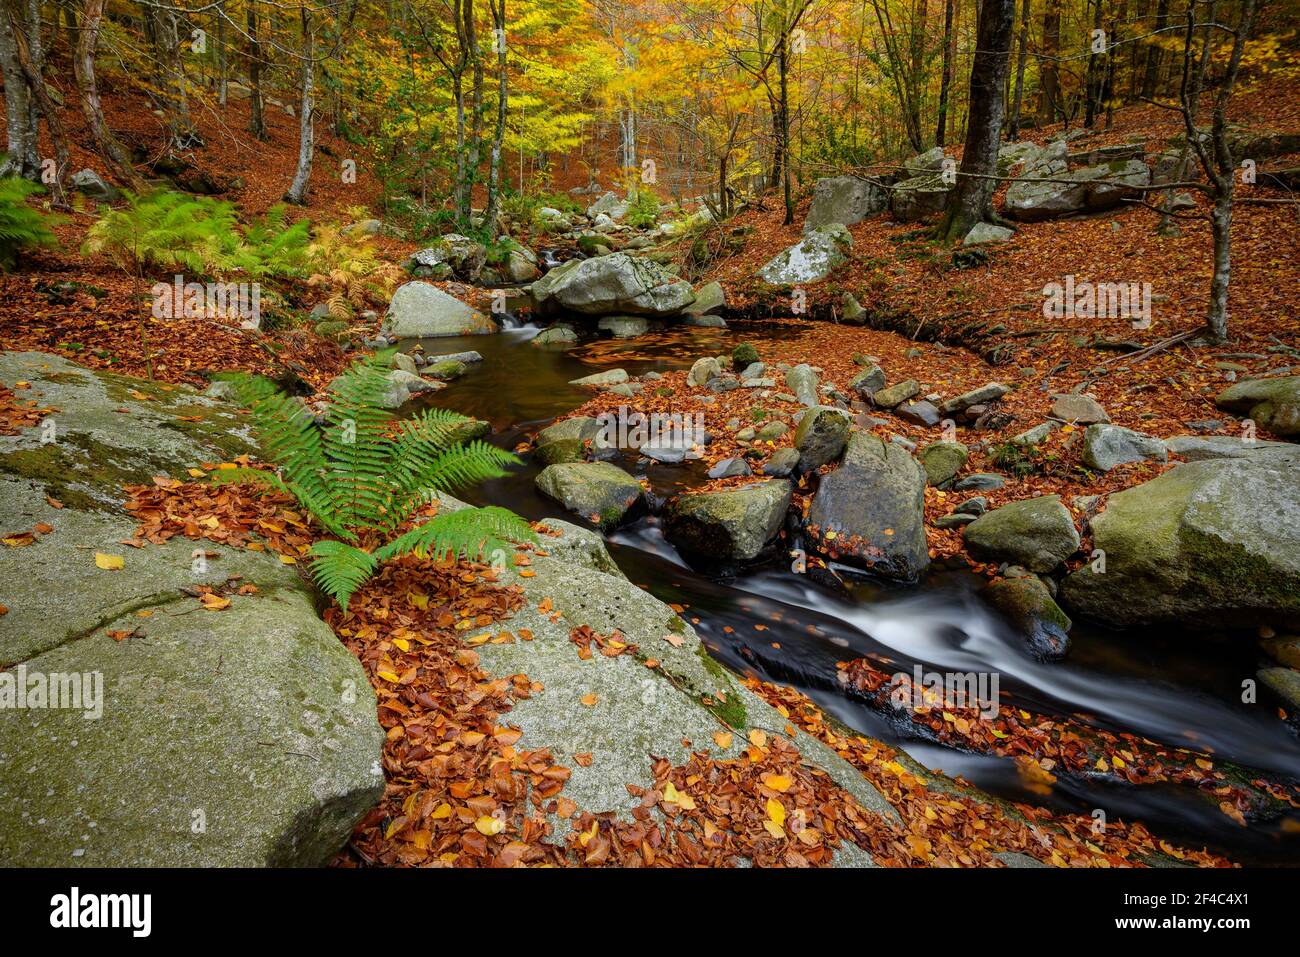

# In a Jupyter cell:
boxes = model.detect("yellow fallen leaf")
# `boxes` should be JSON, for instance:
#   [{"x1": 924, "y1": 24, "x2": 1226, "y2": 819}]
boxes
[
  {"x1": 376, "y1": 670, "x2": 400, "y2": 683},
  {"x1": 278, "y1": 554, "x2": 296, "y2": 565},
  {"x1": 580, "y1": 693, "x2": 598, "y2": 707},
  {"x1": 766, "y1": 797, "x2": 786, "y2": 828},
  {"x1": 94, "y1": 552, "x2": 124, "y2": 570},
  {"x1": 430, "y1": 802, "x2": 452, "y2": 820},
  {"x1": 474, "y1": 815, "x2": 504, "y2": 836},
  {"x1": 748, "y1": 729, "x2": 767, "y2": 748},
  {"x1": 713, "y1": 731, "x2": 733, "y2": 749},
  {"x1": 762, "y1": 773, "x2": 793, "y2": 793},
  {"x1": 199, "y1": 593, "x2": 231, "y2": 611}
]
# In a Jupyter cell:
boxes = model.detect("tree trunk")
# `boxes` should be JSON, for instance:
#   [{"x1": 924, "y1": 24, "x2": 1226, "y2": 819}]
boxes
[
  {"x1": 934, "y1": 0, "x2": 955, "y2": 146},
  {"x1": 483, "y1": 0, "x2": 506, "y2": 227},
  {"x1": 0, "y1": 5, "x2": 32, "y2": 178},
  {"x1": 1084, "y1": 0, "x2": 1104, "y2": 127},
  {"x1": 284, "y1": 7, "x2": 315, "y2": 205},
  {"x1": 466, "y1": 0, "x2": 483, "y2": 192},
  {"x1": 1141, "y1": 0, "x2": 1169, "y2": 99},
  {"x1": 247, "y1": 3, "x2": 266, "y2": 139},
  {"x1": 6, "y1": 0, "x2": 69, "y2": 203},
  {"x1": 779, "y1": 30, "x2": 793, "y2": 225},
  {"x1": 74, "y1": 0, "x2": 142, "y2": 188},
  {"x1": 1007, "y1": 0, "x2": 1032, "y2": 139},
  {"x1": 939, "y1": 0, "x2": 1015, "y2": 243},
  {"x1": 1036, "y1": 0, "x2": 1062, "y2": 126}
]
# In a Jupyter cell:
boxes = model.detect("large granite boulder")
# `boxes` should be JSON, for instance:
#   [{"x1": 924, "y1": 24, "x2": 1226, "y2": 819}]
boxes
[
  {"x1": 535, "y1": 461, "x2": 646, "y2": 527},
  {"x1": 1060, "y1": 450, "x2": 1300, "y2": 631},
  {"x1": 890, "y1": 173, "x2": 952, "y2": 223},
  {"x1": 963, "y1": 495, "x2": 1080, "y2": 573},
  {"x1": 664, "y1": 480, "x2": 792, "y2": 563},
  {"x1": 532, "y1": 253, "x2": 695, "y2": 317},
  {"x1": 806, "y1": 433, "x2": 929, "y2": 583},
  {"x1": 803, "y1": 176, "x2": 887, "y2": 232},
  {"x1": 1081, "y1": 424, "x2": 1168, "y2": 472},
  {"x1": 0, "y1": 352, "x2": 383, "y2": 866},
  {"x1": 382, "y1": 281, "x2": 496, "y2": 338},
  {"x1": 795, "y1": 407, "x2": 851, "y2": 471},
  {"x1": 1004, "y1": 158, "x2": 1151, "y2": 222},
  {"x1": 1215, "y1": 376, "x2": 1300, "y2": 437},
  {"x1": 758, "y1": 224, "x2": 852, "y2": 285}
]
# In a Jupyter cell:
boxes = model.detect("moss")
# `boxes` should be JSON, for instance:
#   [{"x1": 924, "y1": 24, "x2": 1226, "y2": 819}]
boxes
[
  {"x1": 0, "y1": 438, "x2": 143, "y2": 512},
  {"x1": 666, "y1": 615, "x2": 685, "y2": 633},
  {"x1": 695, "y1": 645, "x2": 748, "y2": 727}
]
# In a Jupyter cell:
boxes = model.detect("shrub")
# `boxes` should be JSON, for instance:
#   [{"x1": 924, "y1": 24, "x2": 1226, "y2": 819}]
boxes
[
  {"x1": 0, "y1": 178, "x2": 58, "y2": 270},
  {"x1": 82, "y1": 189, "x2": 256, "y2": 277},
  {"x1": 624, "y1": 188, "x2": 661, "y2": 228},
  {"x1": 215, "y1": 351, "x2": 533, "y2": 610}
]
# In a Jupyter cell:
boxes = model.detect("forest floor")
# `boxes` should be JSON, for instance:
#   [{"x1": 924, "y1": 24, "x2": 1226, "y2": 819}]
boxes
[{"x1": 2, "y1": 66, "x2": 1299, "y2": 868}]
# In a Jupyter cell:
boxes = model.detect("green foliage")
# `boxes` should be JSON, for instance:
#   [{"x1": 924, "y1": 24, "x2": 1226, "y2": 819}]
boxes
[
  {"x1": 216, "y1": 351, "x2": 533, "y2": 610},
  {"x1": 82, "y1": 190, "x2": 255, "y2": 277},
  {"x1": 624, "y1": 188, "x2": 661, "y2": 228},
  {"x1": 989, "y1": 441, "x2": 1043, "y2": 478},
  {"x1": 0, "y1": 178, "x2": 59, "y2": 270},
  {"x1": 732, "y1": 343, "x2": 760, "y2": 368}
]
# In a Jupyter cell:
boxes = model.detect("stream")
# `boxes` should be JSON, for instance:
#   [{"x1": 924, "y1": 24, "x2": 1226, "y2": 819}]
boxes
[{"x1": 405, "y1": 320, "x2": 1300, "y2": 864}]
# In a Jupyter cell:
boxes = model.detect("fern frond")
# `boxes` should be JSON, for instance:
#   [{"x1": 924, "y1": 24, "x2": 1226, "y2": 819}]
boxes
[
  {"x1": 309, "y1": 540, "x2": 378, "y2": 612},
  {"x1": 375, "y1": 506, "x2": 536, "y2": 565}
]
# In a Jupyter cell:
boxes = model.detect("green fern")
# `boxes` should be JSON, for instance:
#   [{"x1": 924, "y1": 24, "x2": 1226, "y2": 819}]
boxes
[
  {"x1": 217, "y1": 351, "x2": 532, "y2": 610},
  {"x1": 0, "y1": 177, "x2": 59, "y2": 270}
]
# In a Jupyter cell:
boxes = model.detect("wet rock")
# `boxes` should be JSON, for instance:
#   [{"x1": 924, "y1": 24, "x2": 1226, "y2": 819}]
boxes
[
  {"x1": 665, "y1": 480, "x2": 793, "y2": 563},
  {"x1": 536, "y1": 416, "x2": 603, "y2": 465},
  {"x1": 532, "y1": 324, "x2": 578, "y2": 346},
  {"x1": 684, "y1": 280, "x2": 726, "y2": 317},
  {"x1": 1081, "y1": 424, "x2": 1168, "y2": 472},
  {"x1": 807, "y1": 433, "x2": 929, "y2": 582},
  {"x1": 919, "y1": 441, "x2": 969, "y2": 487},
  {"x1": 795, "y1": 407, "x2": 852, "y2": 471},
  {"x1": 404, "y1": 233, "x2": 487, "y2": 281},
  {"x1": 985, "y1": 576, "x2": 1072, "y2": 660},
  {"x1": 597, "y1": 315, "x2": 650, "y2": 338},
  {"x1": 934, "y1": 513, "x2": 976, "y2": 529},
  {"x1": 756, "y1": 421, "x2": 790, "y2": 441},
  {"x1": 535, "y1": 461, "x2": 646, "y2": 528},
  {"x1": 1259, "y1": 668, "x2": 1300, "y2": 714},
  {"x1": 382, "y1": 281, "x2": 496, "y2": 338},
  {"x1": 1059, "y1": 448, "x2": 1300, "y2": 630},
  {"x1": 955, "y1": 496, "x2": 989, "y2": 516},
  {"x1": 1215, "y1": 375, "x2": 1300, "y2": 437},
  {"x1": 758, "y1": 224, "x2": 852, "y2": 284},
  {"x1": 963, "y1": 495, "x2": 1080, "y2": 573}
]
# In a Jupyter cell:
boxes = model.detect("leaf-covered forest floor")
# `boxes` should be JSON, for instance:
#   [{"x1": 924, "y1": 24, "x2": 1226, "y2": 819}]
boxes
[{"x1": 3, "y1": 66, "x2": 1299, "y2": 868}]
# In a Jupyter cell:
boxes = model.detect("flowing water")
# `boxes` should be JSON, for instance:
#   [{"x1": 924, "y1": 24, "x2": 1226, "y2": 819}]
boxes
[{"x1": 406, "y1": 321, "x2": 1300, "y2": 864}]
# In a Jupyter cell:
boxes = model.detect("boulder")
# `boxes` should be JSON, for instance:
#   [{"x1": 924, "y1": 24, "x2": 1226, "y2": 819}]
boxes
[
  {"x1": 794, "y1": 407, "x2": 851, "y2": 471},
  {"x1": 896, "y1": 400, "x2": 942, "y2": 426},
  {"x1": 919, "y1": 441, "x2": 969, "y2": 487},
  {"x1": 757, "y1": 224, "x2": 852, "y2": 285},
  {"x1": 586, "y1": 191, "x2": 629, "y2": 221},
  {"x1": 849, "y1": 365, "x2": 886, "y2": 397},
  {"x1": 890, "y1": 173, "x2": 951, "y2": 223},
  {"x1": 665, "y1": 480, "x2": 793, "y2": 563},
  {"x1": 1164, "y1": 434, "x2": 1296, "y2": 461},
  {"x1": 962, "y1": 223, "x2": 1014, "y2": 246},
  {"x1": 707, "y1": 456, "x2": 753, "y2": 479},
  {"x1": 963, "y1": 495, "x2": 1080, "y2": 573},
  {"x1": 0, "y1": 352, "x2": 383, "y2": 866},
  {"x1": 898, "y1": 146, "x2": 947, "y2": 177},
  {"x1": 404, "y1": 233, "x2": 488, "y2": 281},
  {"x1": 1004, "y1": 158, "x2": 1151, "y2": 222},
  {"x1": 532, "y1": 323, "x2": 578, "y2": 346},
  {"x1": 1215, "y1": 376, "x2": 1300, "y2": 437},
  {"x1": 569, "y1": 368, "x2": 629, "y2": 388},
  {"x1": 785, "y1": 363, "x2": 820, "y2": 406},
  {"x1": 535, "y1": 461, "x2": 646, "y2": 527},
  {"x1": 597, "y1": 315, "x2": 650, "y2": 339},
  {"x1": 806, "y1": 433, "x2": 929, "y2": 582},
  {"x1": 70, "y1": 168, "x2": 119, "y2": 203},
  {"x1": 382, "y1": 281, "x2": 496, "y2": 338},
  {"x1": 1050, "y1": 393, "x2": 1109, "y2": 424},
  {"x1": 841, "y1": 292, "x2": 867, "y2": 324},
  {"x1": 762, "y1": 447, "x2": 802, "y2": 478},
  {"x1": 939, "y1": 382, "x2": 1010, "y2": 417},
  {"x1": 536, "y1": 416, "x2": 603, "y2": 464},
  {"x1": 1059, "y1": 449, "x2": 1300, "y2": 630},
  {"x1": 506, "y1": 246, "x2": 542, "y2": 282},
  {"x1": 802, "y1": 176, "x2": 887, "y2": 233},
  {"x1": 533, "y1": 253, "x2": 695, "y2": 317},
  {"x1": 984, "y1": 577, "x2": 1072, "y2": 661},
  {"x1": 873, "y1": 379, "x2": 919, "y2": 409},
  {"x1": 683, "y1": 280, "x2": 726, "y2": 316},
  {"x1": 689, "y1": 357, "x2": 723, "y2": 387},
  {"x1": 1081, "y1": 424, "x2": 1168, "y2": 472}
]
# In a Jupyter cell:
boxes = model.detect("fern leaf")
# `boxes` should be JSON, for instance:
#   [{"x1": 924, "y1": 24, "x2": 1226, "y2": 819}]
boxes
[{"x1": 309, "y1": 540, "x2": 379, "y2": 612}]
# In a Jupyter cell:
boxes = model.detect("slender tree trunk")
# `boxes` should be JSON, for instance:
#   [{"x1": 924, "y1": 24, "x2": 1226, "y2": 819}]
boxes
[
  {"x1": 465, "y1": 0, "x2": 483, "y2": 192},
  {"x1": 247, "y1": 3, "x2": 266, "y2": 139},
  {"x1": 939, "y1": 0, "x2": 1015, "y2": 242},
  {"x1": 483, "y1": 0, "x2": 506, "y2": 226},
  {"x1": 284, "y1": 7, "x2": 315, "y2": 204},
  {"x1": 1007, "y1": 0, "x2": 1032, "y2": 139},
  {"x1": 217, "y1": 12, "x2": 227, "y2": 106},
  {"x1": 1084, "y1": 0, "x2": 1104, "y2": 127},
  {"x1": 1141, "y1": 0, "x2": 1169, "y2": 99},
  {"x1": 1036, "y1": 0, "x2": 1062, "y2": 125},
  {"x1": 779, "y1": 30, "x2": 793, "y2": 225},
  {"x1": 6, "y1": 0, "x2": 69, "y2": 203},
  {"x1": 74, "y1": 0, "x2": 142, "y2": 188},
  {"x1": 934, "y1": 0, "x2": 955, "y2": 146},
  {"x1": 0, "y1": 5, "x2": 32, "y2": 177}
]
